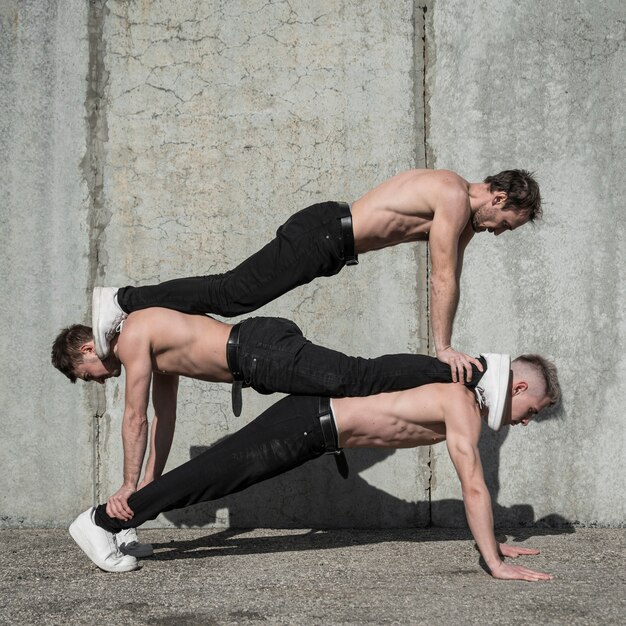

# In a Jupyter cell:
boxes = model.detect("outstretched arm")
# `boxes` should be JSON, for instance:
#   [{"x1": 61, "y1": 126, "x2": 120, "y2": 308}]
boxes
[
  {"x1": 445, "y1": 398, "x2": 553, "y2": 581},
  {"x1": 106, "y1": 329, "x2": 153, "y2": 521},
  {"x1": 138, "y1": 372, "x2": 179, "y2": 488},
  {"x1": 428, "y1": 195, "x2": 482, "y2": 382}
]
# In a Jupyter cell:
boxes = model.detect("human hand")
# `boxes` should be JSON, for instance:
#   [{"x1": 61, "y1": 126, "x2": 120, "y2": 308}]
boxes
[
  {"x1": 490, "y1": 560, "x2": 554, "y2": 581},
  {"x1": 436, "y1": 347, "x2": 483, "y2": 383},
  {"x1": 105, "y1": 485, "x2": 136, "y2": 521},
  {"x1": 498, "y1": 542, "x2": 541, "y2": 558}
]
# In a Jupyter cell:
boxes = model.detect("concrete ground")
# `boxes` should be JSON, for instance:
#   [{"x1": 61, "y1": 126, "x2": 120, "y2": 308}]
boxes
[{"x1": 0, "y1": 527, "x2": 624, "y2": 625}]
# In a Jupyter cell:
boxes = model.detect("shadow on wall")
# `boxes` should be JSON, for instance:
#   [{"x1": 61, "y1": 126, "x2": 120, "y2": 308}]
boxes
[{"x1": 162, "y1": 398, "x2": 573, "y2": 530}]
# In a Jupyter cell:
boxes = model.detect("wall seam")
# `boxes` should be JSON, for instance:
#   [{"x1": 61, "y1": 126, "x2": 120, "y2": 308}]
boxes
[
  {"x1": 415, "y1": 1, "x2": 434, "y2": 526},
  {"x1": 424, "y1": 2, "x2": 433, "y2": 527},
  {"x1": 84, "y1": 0, "x2": 110, "y2": 504}
]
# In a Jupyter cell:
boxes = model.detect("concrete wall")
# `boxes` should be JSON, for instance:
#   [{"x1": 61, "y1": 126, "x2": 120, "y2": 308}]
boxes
[
  {"x1": 1, "y1": 0, "x2": 624, "y2": 528},
  {"x1": 0, "y1": 0, "x2": 95, "y2": 526},
  {"x1": 96, "y1": 0, "x2": 430, "y2": 528},
  {"x1": 426, "y1": 0, "x2": 626, "y2": 527}
]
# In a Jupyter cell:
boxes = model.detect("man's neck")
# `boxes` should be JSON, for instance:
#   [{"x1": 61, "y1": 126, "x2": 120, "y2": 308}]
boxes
[{"x1": 467, "y1": 182, "x2": 490, "y2": 213}]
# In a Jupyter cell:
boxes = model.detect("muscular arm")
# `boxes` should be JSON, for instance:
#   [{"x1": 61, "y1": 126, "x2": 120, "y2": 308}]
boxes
[
  {"x1": 106, "y1": 328, "x2": 153, "y2": 520},
  {"x1": 139, "y1": 373, "x2": 179, "y2": 487},
  {"x1": 445, "y1": 395, "x2": 553, "y2": 581},
  {"x1": 445, "y1": 406, "x2": 501, "y2": 571},
  {"x1": 428, "y1": 190, "x2": 480, "y2": 381}
]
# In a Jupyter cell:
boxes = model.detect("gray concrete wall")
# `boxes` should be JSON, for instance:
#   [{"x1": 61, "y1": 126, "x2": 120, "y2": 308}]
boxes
[
  {"x1": 0, "y1": 0, "x2": 94, "y2": 526},
  {"x1": 1, "y1": 0, "x2": 624, "y2": 528},
  {"x1": 426, "y1": 0, "x2": 626, "y2": 527},
  {"x1": 96, "y1": 0, "x2": 430, "y2": 529}
]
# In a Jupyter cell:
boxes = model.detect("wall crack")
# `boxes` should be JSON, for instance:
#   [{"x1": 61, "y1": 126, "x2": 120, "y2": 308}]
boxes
[{"x1": 84, "y1": 0, "x2": 111, "y2": 504}]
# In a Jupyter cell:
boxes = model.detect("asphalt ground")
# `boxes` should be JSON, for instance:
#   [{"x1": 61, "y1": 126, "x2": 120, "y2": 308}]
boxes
[{"x1": 1, "y1": 527, "x2": 624, "y2": 625}]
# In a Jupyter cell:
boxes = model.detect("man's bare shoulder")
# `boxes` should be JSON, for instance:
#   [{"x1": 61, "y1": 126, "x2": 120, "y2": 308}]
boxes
[
  {"x1": 422, "y1": 381, "x2": 479, "y2": 410},
  {"x1": 428, "y1": 170, "x2": 470, "y2": 207},
  {"x1": 444, "y1": 382, "x2": 481, "y2": 406},
  {"x1": 116, "y1": 311, "x2": 153, "y2": 358},
  {"x1": 392, "y1": 382, "x2": 478, "y2": 423},
  {"x1": 431, "y1": 169, "x2": 468, "y2": 184},
  {"x1": 443, "y1": 384, "x2": 483, "y2": 439}
]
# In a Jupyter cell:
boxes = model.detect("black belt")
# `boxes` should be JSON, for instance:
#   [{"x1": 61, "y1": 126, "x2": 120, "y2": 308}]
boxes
[
  {"x1": 337, "y1": 202, "x2": 358, "y2": 266},
  {"x1": 318, "y1": 397, "x2": 349, "y2": 479},
  {"x1": 227, "y1": 323, "x2": 244, "y2": 416}
]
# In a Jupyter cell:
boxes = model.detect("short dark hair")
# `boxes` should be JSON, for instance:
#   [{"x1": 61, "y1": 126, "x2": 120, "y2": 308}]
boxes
[
  {"x1": 51, "y1": 324, "x2": 93, "y2": 383},
  {"x1": 513, "y1": 354, "x2": 561, "y2": 405},
  {"x1": 484, "y1": 169, "x2": 542, "y2": 221}
]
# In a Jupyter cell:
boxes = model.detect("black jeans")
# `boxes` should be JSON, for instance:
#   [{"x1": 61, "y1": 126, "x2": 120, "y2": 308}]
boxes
[
  {"x1": 236, "y1": 317, "x2": 485, "y2": 396},
  {"x1": 116, "y1": 201, "x2": 350, "y2": 317},
  {"x1": 94, "y1": 395, "x2": 328, "y2": 532}
]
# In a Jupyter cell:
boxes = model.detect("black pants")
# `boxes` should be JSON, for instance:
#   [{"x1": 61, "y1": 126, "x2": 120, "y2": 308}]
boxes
[
  {"x1": 116, "y1": 201, "x2": 349, "y2": 317},
  {"x1": 94, "y1": 395, "x2": 329, "y2": 532},
  {"x1": 236, "y1": 317, "x2": 484, "y2": 397}
]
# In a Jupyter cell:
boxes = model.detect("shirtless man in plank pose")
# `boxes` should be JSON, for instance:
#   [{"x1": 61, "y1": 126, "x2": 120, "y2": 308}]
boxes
[{"x1": 92, "y1": 168, "x2": 541, "y2": 382}]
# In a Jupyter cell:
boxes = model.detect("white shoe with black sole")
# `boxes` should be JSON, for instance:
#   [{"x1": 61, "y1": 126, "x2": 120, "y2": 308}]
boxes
[{"x1": 69, "y1": 508, "x2": 139, "y2": 573}]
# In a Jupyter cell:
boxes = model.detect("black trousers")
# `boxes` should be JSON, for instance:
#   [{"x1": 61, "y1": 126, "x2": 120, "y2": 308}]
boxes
[
  {"x1": 116, "y1": 201, "x2": 349, "y2": 317},
  {"x1": 236, "y1": 317, "x2": 485, "y2": 397},
  {"x1": 94, "y1": 395, "x2": 329, "y2": 532}
]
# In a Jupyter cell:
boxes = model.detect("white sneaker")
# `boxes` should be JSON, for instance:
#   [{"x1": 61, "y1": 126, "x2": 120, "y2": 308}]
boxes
[
  {"x1": 475, "y1": 353, "x2": 511, "y2": 431},
  {"x1": 69, "y1": 508, "x2": 139, "y2": 573},
  {"x1": 116, "y1": 527, "x2": 154, "y2": 558},
  {"x1": 92, "y1": 287, "x2": 126, "y2": 359}
]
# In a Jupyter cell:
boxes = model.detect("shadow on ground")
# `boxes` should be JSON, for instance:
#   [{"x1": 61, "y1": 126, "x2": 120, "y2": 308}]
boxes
[{"x1": 149, "y1": 520, "x2": 575, "y2": 563}]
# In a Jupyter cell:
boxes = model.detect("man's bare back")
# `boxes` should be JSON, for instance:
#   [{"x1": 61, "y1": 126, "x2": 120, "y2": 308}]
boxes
[
  {"x1": 351, "y1": 169, "x2": 471, "y2": 252},
  {"x1": 117, "y1": 308, "x2": 233, "y2": 383}
]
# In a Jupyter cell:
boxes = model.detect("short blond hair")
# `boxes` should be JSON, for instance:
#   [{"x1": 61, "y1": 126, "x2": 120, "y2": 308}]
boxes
[{"x1": 513, "y1": 354, "x2": 561, "y2": 405}]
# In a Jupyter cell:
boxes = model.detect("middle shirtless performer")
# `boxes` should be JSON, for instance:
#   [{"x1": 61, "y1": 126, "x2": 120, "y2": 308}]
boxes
[
  {"x1": 52, "y1": 308, "x2": 511, "y2": 550},
  {"x1": 91, "y1": 168, "x2": 542, "y2": 381}
]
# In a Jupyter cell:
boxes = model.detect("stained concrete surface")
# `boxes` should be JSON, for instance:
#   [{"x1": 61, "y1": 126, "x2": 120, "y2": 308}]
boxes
[{"x1": 1, "y1": 527, "x2": 624, "y2": 625}]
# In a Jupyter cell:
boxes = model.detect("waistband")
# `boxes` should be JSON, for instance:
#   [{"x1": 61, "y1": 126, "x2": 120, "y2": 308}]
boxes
[
  {"x1": 318, "y1": 396, "x2": 349, "y2": 479},
  {"x1": 337, "y1": 201, "x2": 358, "y2": 266}
]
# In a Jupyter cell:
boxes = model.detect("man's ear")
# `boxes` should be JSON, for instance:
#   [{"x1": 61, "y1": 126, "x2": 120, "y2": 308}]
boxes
[
  {"x1": 512, "y1": 380, "x2": 528, "y2": 396},
  {"x1": 493, "y1": 191, "x2": 508, "y2": 208}
]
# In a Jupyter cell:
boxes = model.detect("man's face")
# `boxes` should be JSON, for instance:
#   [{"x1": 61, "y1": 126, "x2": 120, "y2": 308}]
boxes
[
  {"x1": 73, "y1": 342, "x2": 121, "y2": 384},
  {"x1": 507, "y1": 384, "x2": 552, "y2": 427},
  {"x1": 472, "y1": 201, "x2": 530, "y2": 236}
]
